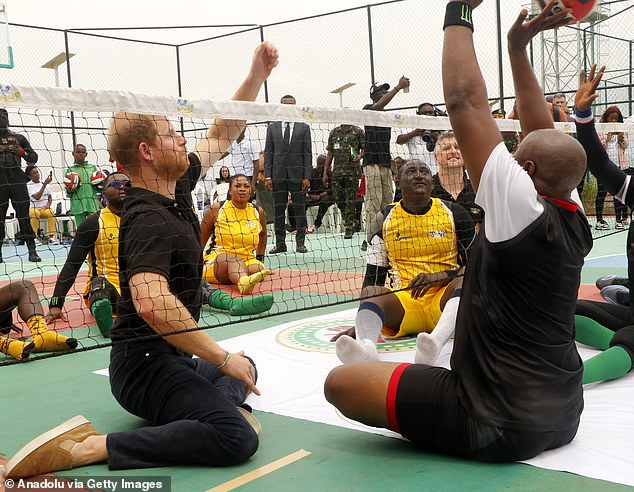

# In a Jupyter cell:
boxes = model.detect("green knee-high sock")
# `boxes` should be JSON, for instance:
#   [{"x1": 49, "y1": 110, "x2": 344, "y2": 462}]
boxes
[
  {"x1": 575, "y1": 315, "x2": 615, "y2": 350},
  {"x1": 209, "y1": 289, "x2": 234, "y2": 311},
  {"x1": 229, "y1": 294, "x2": 274, "y2": 316},
  {"x1": 209, "y1": 289, "x2": 274, "y2": 316},
  {"x1": 91, "y1": 299, "x2": 113, "y2": 337},
  {"x1": 582, "y1": 346, "x2": 633, "y2": 384}
]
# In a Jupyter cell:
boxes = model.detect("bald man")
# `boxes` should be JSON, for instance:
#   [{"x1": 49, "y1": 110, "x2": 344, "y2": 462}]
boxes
[{"x1": 325, "y1": 1, "x2": 590, "y2": 462}]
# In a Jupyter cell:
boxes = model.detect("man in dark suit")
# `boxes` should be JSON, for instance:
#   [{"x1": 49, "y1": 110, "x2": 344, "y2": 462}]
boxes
[{"x1": 264, "y1": 95, "x2": 312, "y2": 254}]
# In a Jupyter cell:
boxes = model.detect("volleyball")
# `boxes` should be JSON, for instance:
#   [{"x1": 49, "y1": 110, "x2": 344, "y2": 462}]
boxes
[
  {"x1": 544, "y1": 0, "x2": 600, "y2": 22},
  {"x1": 63, "y1": 172, "x2": 81, "y2": 192},
  {"x1": 90, "y1": 169, "x2": 108, "y2": 187}
]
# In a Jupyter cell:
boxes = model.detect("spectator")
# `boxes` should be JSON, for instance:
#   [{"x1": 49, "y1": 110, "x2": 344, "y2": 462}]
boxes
[
  {"x1": 0, "y1": 108, "x2": 40, "y2": 262},
  {"x1": 213, "y1": 165, "x2": 231, "y2": 203},
  {"x1": 305, "y1": 154, "x2": 333, "y2": 231},
  {"x1": 596, "y1": 106, "x2": 629, "y2": 229},
  {"x1": 492, "y1": 107, "x2": 520, "y2": 154},
  {"x1": 25, "y1": 165, "x2": 57, "y2": 244},
  {"x1": 264, "y1": 95, "x2": 312, "y2": 254},
  {"x1": 396, "y1": 102, "x2": 442, "y2": 175},
  {"x1": 65, "y1": 144, "x2": 100, "y2": 227},
  {"x1": 363, "y1": 77, "x2": 410, "y2": 249},
  {"x1": 220, "y1": 128, "x2": 259, "y2": 195},
  {"x1": 324, "y1": 124, "x2": 365, "y2": 238},
  {"x1": 254, "y1": 153, "x2": 274, "y2": 223}
]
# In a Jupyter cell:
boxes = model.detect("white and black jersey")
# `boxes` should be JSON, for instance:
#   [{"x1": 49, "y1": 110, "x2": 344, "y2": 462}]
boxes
[{"x1": 451, "y1": 143, "x2": 593, "y2": 433}]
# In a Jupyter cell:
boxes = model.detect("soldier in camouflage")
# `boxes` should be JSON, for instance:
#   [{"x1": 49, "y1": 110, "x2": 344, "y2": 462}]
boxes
[{"x1": 323, "y1": 124, "x2": 365, "y2": 239}]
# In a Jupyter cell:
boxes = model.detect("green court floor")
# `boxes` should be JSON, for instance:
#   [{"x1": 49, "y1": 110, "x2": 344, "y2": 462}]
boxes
[{"x1": 1, "y1": 231, "x2": 633, "y2": 491}]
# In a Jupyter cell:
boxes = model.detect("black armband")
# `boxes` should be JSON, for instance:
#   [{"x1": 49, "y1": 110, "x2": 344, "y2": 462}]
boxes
[
  {"x1": 48, "y1": 296, "x2": 65, "y2": 309},
  {"x1": 444, "y1": 2, "x2": 474, "y2": 32},
  {"x1": 256, "y1": 254, "x2": 265, "y2": 263}
]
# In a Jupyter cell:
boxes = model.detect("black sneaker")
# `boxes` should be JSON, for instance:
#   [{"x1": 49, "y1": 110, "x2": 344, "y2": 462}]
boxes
[
  {"x1": 596, "y1": 275, "x2": 629, "y2": 290},
  {"x1": 344, "y1": 229, "x2": 354, "y2": 239},
  {"x1": 601, "y1": 285, "x2": 630, "y2": 307}
]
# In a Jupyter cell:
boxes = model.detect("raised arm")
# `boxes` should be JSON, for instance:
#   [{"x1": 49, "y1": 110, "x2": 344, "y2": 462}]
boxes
[
  {"x1": 441, "y1": 1, "x2": 501, "y2": 192},
  {"x1": 574, "y1": 65, "x2": 632, "y2": 203},
  {"x1": 507, "y1": 2, "x2": 572, "y2": 135},
  {"x1": 368, "y1": 76, "x2": 410, "y2": 111},
  {"x1": 194, "y1": 42, "x2": 279, "y2": 175}
]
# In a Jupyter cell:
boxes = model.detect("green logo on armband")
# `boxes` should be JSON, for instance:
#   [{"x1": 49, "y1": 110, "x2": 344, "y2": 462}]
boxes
[{"x1": 461, "y1": 4, "x2": 473, "y2": 24}]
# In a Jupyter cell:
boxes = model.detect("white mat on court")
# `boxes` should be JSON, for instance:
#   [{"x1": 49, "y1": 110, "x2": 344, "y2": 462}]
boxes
[
  {"x1": 226, "y1": 309, "x2": 634, "y2": 488},
  {"x1": 95, "y1": 308, "x2": 634, "y2": 486}
]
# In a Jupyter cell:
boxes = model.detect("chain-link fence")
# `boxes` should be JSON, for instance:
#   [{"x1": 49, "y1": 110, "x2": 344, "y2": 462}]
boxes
[{"x1": 2, "y1": 0, "x2": 633, "y2": 153}]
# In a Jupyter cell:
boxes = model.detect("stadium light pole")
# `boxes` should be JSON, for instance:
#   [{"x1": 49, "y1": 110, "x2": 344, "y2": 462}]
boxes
[
  {"x1": 331, "y1": 83, "x2": 356, "y2": 107},
  {"x1": 42, "y1": 52, "x2": 75, "y2": 174}
]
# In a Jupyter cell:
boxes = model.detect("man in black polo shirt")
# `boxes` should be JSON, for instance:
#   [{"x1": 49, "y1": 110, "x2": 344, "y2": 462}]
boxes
[
  {"x1": 325, "y1": 2, "x2": 590, "y2": 462},
  {"x1": 363, "y1": 76, "x2": 409, "y2": 248},
  {"x1": 4, "y1": 42, "x2": 278, "y2": 479}
]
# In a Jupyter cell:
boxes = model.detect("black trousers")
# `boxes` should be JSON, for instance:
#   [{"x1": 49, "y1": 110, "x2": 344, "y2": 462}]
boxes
[
  {"x1": 107, "y1": 340, "x2": 258, "y2": 470},
  {"x1": 273, "y1": 180, "x2": 306, "y2": 246},
  {"x1": 0, "y1": 167, "x2": 35, "y2": 242}
]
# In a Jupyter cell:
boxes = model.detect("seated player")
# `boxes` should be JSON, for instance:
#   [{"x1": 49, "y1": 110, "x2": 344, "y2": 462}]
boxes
[
  {"x1": 48, "y1": 172, "x2": 129, "y2": 337},
  {"x1": 572, "y1": 65, "x2": 634, "y2": 384},
  {"x1": 201, "y1": 173, "x2": 273, "y2": 300},
  {"x1": 325, "y1": 2, "x2": 592, "y2": 462},
  {"x1": 333, "y1": 158, "x2": 475, "y2": 363},
  {"x1": 0, "y1": 279, "x2": 77, "y2": 360}
]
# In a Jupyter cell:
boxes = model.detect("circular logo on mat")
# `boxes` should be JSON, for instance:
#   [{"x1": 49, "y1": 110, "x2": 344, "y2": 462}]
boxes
[{"x1": 276, "y1": 317, "x2": 416, "y2": 353}]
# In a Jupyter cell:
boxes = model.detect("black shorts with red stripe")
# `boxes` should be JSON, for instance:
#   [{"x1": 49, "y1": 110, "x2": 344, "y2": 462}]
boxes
[{"x1": 387, "y1": 363, "x2": 578, "y2": 462}]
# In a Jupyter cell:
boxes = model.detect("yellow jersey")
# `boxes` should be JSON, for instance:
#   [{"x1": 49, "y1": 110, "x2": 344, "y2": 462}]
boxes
[
  {"x1": 383, "y1": 198, "x2": 460, "y2": 290},
  {"x1": 83, "y1": 207, "x2": 121, "y2": 297},
  {"x1": 205, "y1": 200, "x2": 262, "y2": 262}
]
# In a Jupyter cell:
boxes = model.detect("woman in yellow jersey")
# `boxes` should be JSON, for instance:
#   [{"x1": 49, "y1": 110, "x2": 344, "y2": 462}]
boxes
[{"x1": 201, "y1": 174, "x2": 271, "y2": 295}]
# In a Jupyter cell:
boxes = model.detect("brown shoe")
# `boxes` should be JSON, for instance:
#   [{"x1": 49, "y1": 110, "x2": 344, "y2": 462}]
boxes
[
  {"x1": 5, "y1": 415, "x2": 98, "y2": 478},
  {"x1": 296, "y1": 245, "x2": 308, "y2": 253},
  {"x1": 237, "y1": 407, "x2": 262, "y2": 436}
]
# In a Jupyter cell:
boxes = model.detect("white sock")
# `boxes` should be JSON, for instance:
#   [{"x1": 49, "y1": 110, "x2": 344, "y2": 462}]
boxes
[
  {"x1": 355, "y1": 302, "x2": 384, "y2": 343},
  {"x1": 415, "y1": 294, "x2": 460, "y2": 365},
  {"x1": 336, "y1": 335, "x2": 380, "y2": 364}
]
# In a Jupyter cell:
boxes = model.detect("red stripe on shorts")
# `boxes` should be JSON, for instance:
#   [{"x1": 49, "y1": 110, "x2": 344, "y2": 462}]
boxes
[{"x1": 386, "y1": 363, "x2": 411, "y2": 434}]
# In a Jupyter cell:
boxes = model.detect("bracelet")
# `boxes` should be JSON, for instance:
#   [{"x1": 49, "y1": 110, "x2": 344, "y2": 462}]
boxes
[
  {"x1": 216, "y1": 350, "x2": 231, "y2": 369},
  {"x1": 444, "y1": 2, "x2": 474, "y2": 32}
]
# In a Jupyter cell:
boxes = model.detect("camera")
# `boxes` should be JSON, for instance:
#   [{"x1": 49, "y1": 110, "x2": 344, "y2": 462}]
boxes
[{"x1": 422, "y1": 130, "x2": 434, "y2": 143}]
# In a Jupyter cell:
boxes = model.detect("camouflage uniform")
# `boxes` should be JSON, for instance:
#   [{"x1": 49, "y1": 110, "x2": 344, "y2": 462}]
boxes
[{"x1": 327, "y1": 125, "x2": 365, "y2": 231}]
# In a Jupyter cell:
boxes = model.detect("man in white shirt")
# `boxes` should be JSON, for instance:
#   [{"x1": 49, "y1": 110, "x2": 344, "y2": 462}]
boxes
[
  {"x1": 396, "y1": 103, "x2": 441, "y2": 175},
  {"x1": 25, "y1": 165, "x2": 57, "y2": 244},
  {"x1": 222, "y1": 128, "x2": 259, "y2": 193}
]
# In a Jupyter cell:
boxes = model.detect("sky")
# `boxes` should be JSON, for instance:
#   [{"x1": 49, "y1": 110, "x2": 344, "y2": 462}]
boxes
[{"x1": 7, "y1": 0, "x2": 376, "y2": 39}]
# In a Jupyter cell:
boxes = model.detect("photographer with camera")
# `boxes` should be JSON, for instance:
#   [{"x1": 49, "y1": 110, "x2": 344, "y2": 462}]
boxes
[
  {"x1": 396, "y1": 103, "x2": 445, "y2": 175},
  {"x1": 0, "y1": 108, "x2": 40, "y2": 263}
]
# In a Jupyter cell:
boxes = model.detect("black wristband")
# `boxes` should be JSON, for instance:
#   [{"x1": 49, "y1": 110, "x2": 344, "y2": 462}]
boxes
[
  {"x1": 49, "y1": 296, "x2": 65, "y2": 309},
  {"x1": 444, "y1": 2, "x2": 474, "y2": 32},
  {"x1": 256, "y1": 254, "x2": 265, "y2": 263}
]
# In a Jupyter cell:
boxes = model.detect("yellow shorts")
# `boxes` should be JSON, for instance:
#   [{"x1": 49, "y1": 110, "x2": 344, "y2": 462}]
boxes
[
  {"x1": 203, "y1": 252, "x2": 264, "y2": 284},
  {"x1": 381, "y1": 284, "x2": 447, "y2": 338}
]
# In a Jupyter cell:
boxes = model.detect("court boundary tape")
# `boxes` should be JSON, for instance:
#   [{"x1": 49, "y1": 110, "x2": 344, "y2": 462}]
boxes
[{"x1": 206, "y1": 449, "x2": 312, "y2": 492}]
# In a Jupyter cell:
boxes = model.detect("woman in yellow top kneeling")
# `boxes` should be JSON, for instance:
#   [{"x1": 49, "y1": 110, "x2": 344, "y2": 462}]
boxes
[{"x1": 201, "y1": 174, "x2": 271, "y2": 295}]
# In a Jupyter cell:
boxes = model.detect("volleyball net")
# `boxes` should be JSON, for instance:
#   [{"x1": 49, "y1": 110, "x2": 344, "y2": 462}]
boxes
[{"x1": 1, "y1": 83, "x2": 633, "y2": 364}]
